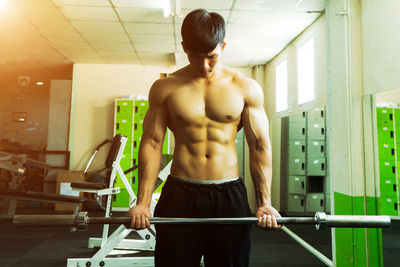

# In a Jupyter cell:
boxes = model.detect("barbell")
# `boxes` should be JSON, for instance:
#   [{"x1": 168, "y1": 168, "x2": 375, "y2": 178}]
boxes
[{"x1": 13, "y1": 212, "x2": 391, "y2": 231}]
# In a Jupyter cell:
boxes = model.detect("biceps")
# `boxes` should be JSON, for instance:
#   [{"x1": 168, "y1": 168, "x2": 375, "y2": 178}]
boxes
[
  {"x1": 243, "y1": 107, "x2": 270, "y2": 150},
  {"x1": 142, "y1": 107, "x2": 168, "y2": 145}
]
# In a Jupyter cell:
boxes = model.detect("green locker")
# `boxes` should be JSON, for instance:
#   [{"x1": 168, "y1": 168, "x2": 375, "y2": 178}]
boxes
[
  {"x1": 307, "y1": 140, "x2": 325, "y2": 158},
  {"x1": 115, "y1": 118, "x2": 133, "y2": 135},
  {"x1": 288, "y1": 194, "x2": 305, "y2": 212},
  {"x1": 376, "y1": 108, "x2": 394, "y2": 126},
  {"x1": 288, "y1": 112, "x2": 306, "y2": 124},
  {"x1": 307, "y1": 157, "x2": 326, "y2": 176},
  {"x1": 288, "y1": 140, "x2": 306, "y2": 157},
  {"x1": 288, "y1": 176, "x2": 306, "y2": 194},
  {"x1": 377, "y1": 141, "x2": 396, "y2": 161},
  {"x1": 377, "y1": 125, "x2": 395, "y2": 142},
  {"x1": 306, "y1": 193, "x2": 324, "y2": 212},
  {"x1": 307, "y1": 108, "x2": 325, "y2": 123},
  {"x1": 380, "y1": 197, "x2": 398, "y2": 216},
  {"x1": 380, "y1": 178, "x2": 398, "y2": 197},
  {"x1": 307, "y1": 122, "x2": 325, "y2": 140},
  {"x1": 394, "y1": 108, "x2": 400, "y2": 128},
  {"x1": 379, "y1": 161, "x2": 396, "y2": 179},
  {"x1": 134, "y1": 100, "x2": 149, "y2": 119},
  {"x1": 113, "y1": 189, "x2": 130, "y2": 208},
  {"x1": 133, "y1": 118, "x2": 144, "y2": 134},
  {"x1": 288, "y1": 123, "x2": 306, "y2": 140},
  {"x1": 116, "y1": 100, "x2": 134, "y2": 119},
  {"x1": 288, "y1": 156, "x2": 306, "y2": 175}
]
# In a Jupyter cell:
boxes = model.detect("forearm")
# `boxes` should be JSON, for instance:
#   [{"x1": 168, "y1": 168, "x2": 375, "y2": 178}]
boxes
[
  {"x1": 137, "y1": 139, "x2": 163, "y2": 206},
  {"x1": 249, "y1": 151, "x2": 272, "y2": 208}
]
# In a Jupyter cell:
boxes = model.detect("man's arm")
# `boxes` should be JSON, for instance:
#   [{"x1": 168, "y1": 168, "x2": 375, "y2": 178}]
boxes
[
  {"x1": 241, "y1": 79, "x2": 281, "y2": 229},
  {"x1": 128, "y1": 79, "x2": 169, "y2": 229}
]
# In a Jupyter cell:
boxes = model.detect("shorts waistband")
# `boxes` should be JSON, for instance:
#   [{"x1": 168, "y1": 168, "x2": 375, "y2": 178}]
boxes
[{"x1": 168, "y1": 175, "x2": 240, "y2": 185}]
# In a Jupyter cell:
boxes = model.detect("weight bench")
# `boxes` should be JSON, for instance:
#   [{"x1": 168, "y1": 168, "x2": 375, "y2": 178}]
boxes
[{"x1": 67, "y1": 134, "x2": 171, "y2": 266}]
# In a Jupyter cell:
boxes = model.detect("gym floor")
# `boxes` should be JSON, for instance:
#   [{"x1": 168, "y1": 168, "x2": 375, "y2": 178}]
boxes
[{"x1": 0, "y1": 208, "x2": 398, "y2": 267}]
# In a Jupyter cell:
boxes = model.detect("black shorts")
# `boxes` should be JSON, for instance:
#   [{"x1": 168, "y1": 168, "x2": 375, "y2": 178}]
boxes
[{"x1": 154, "y1": 175, "x2": 252, "y2": 267}]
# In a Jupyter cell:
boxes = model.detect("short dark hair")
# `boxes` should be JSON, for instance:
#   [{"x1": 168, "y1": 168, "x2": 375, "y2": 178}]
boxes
[{"x1": 181, "y1": 9, "x2": 226, "y2": 53}]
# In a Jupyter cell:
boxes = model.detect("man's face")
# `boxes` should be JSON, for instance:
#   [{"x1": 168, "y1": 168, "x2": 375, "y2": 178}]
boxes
[{"x1": 183, "y1": 42, "x2": 226, "y2": 78}]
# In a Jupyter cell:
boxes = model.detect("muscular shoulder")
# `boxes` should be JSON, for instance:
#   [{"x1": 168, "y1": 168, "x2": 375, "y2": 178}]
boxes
[
  {"x1": 225, "y1": 68, "x2": 264, "y2": 108},
  {"x1": 148, "y1": 76, "x2": 176, "y2": 105}
]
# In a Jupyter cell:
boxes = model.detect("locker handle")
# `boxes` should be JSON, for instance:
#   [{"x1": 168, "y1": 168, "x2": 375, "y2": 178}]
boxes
[
  {"x1": 134, "y1": 141, "x2": 137, "y2": 148},
  {"x1": 321, "y1": 110, "x2": 324, "y2": 118},
  {"x1": 133, "y1": 159, "x2": 136, "y2": 165},
  {"x1": 390, "y1": 113, "x2": 393, "y2": 121},
  {"x1": 302, "y1": 145, "x2": 305, "y2": 153},
  {"x1": 321, "y1": 146, "x2": 324, "y2": 153},
  {"x1": 392, "y1": 166, "x2": 396, "y2": 174},
  {"x1": 116, "y1": 123, "x2": 119, "y2": 130},
  {"x1": 301, "y1": 163, "x2": 305, "y2": 170},
  {"x1": 321, "y1": 128, "x2": 325, "y2": 136},
  {"x1": 117, "y1": 106, "x2": 120, "y2": 113},
  {"x1": 320, "y1": 199, "x2": 324, "y2": 207},
  {"x1": 135, "y1": 106, "x2": 138, "y2": 113},
  {"x1": 302, "y1": 128, "x2": 305, "y2": 135},
  {"x1": 301, "y1": 199, "x2": 304, "y2": 207},
  {"x1": 321, "y1": 163, "x2": 325, "y2": 171},
  {"x1": 394, "y1": 184, "x2": 397, "y2": 192},
  {"x1": 391, "y1": 131, "x2": 394, "y2": 138},
  {"x1": 392, "y1": 148, "x2": 395, "y2": 156},
  {"x1": 134, "y1": 124, "x2": 137, "y2": 130},
  {"x1": 301, "y1": 181, "x2": 305, "y2": 189},
  {"x1": 395, "y1": 203, "x2": 398, "y2": 211},
  {"x1": 132, "y1": 176, "x2": 136, "y2": 184},
  {"x1": 302, "y1": 112, "x2": 306, "y2": 118}
]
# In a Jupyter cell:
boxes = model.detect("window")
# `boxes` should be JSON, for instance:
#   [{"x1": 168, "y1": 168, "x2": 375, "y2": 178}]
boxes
[
  {"x1": 276, "y1": 60, "x2": 288, "y2": 112},
  {"x1": 297, "y1": 38, "x2": 315, "y2": 105}
]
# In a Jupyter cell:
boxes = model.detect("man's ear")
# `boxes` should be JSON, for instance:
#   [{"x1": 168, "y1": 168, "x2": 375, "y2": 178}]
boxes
[
  {"x1": 181, "y1": 41, "x2": 187, "y2": 53},
  {"x1": 221, "y1": 42, "x2": 226, "y2": 51}
]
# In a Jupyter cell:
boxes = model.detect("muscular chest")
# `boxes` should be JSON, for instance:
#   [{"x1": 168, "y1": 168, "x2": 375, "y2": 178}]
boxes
[{"x1": 168, "y1": 85, "x2": 244, "y2": 125}]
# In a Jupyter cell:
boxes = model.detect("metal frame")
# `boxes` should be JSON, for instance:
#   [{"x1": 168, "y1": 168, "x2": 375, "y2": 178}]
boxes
[{"x1": 67, "y1": 136, "x2": 172, "y2": 267}]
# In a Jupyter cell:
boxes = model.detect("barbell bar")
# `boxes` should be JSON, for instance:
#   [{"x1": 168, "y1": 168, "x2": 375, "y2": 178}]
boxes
[{"x1": 13, "y1": 212, "x2": 391, "y2": 231}]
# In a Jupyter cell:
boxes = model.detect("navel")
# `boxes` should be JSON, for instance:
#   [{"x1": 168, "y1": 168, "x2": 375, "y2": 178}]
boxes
[{"x1": 205, "y1": 154, "x2": 211, "y2": 159}]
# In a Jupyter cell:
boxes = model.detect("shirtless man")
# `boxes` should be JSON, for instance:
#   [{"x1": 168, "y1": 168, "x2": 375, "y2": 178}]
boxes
[{"x1": 128, "y1": 9, "x2": 281, "y2": 267}]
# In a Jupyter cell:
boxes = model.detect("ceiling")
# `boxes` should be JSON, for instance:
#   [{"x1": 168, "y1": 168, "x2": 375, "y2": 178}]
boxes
[{"x1": 0, "y1": 0, "x2": 324, "y2": 82}]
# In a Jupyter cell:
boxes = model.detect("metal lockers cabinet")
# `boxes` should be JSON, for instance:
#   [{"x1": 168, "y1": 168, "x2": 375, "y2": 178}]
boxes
[
  {"x1": 306, "y1": 193, "x2": 324, "y2": 212},
  {"x1": 380, "y1": 197, "x2": 398, "y2": 216},
  {"x1": 307, "y1": 140, "x2": 325, "y2": 158},
  {"x1": 307, "y1": 108, "x2": 325, "y2": 123},
  {"x1": 376, "y1": 108, "x2": 394, "y2": 126},
  {"x1": 307, "y1": 157, "x2": 326, "y2": 176},
  {"x1": 307, "y1": 122, "x2": 325, "y2": 140},
  {"x1": 288, "y1": 140, "x2": 306, "y2": 157},
  {"x1": 380, "y1": 178, "x2": 398, "y2": 198},
  {"x1": 288, "y1": 194, "x2": 305, "y2": 212},
  {"x1": 288, "y1": 156, "x2": 306, "y2": 175},
  {"x1": 288, "y1": 123, "x2": 306, "y2": 140},
  {"x1": 288, "y1": 111, "x2": 307, "y2": 124},
  {"x1": 288, "y1": 176, "x2": 306, "y2": 194}
]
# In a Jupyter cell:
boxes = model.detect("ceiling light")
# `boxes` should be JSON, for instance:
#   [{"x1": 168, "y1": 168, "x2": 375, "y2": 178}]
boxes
[
  {"x1": 163, "y1": 0, "x2": 182, "y2": 18},
  {"x1": 0, "y1": 0, "x2": 6, "y2": 9},
  {"x1": 36, "y1": 81, "x2": 44, "y2": 86}
]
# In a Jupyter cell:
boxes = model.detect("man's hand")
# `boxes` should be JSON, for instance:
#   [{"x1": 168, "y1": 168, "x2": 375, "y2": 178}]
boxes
[
  {"x1": 255, "y1": 205, "x2": 281, "y2": 229},
  {"x1": 127, "y1": 204, "x2": 151, "y2": 230}
]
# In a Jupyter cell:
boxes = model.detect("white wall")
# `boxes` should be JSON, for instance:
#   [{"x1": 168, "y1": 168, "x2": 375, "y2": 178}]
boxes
[{"x1": 362, "y1": 0, "x2": 400, "y2": 96}]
